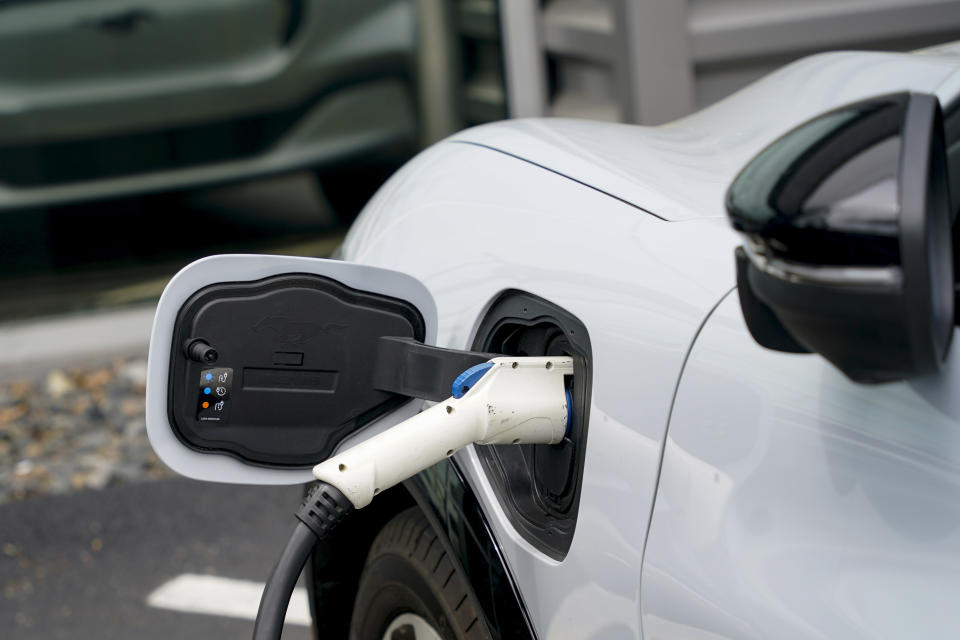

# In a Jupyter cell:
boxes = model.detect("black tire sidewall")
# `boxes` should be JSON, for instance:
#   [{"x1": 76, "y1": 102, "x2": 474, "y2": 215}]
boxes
[
  {"x1": 352, "y1": 553, "x2": 457, "y2": 640},
  {"x1": 349, "y1": 507, "x2": 490, "y2": 640}
]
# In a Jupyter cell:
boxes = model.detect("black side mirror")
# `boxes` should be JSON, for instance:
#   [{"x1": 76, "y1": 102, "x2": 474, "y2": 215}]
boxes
[{"x1": 726, "y1": 92, "x2": 953, "y2": 383}]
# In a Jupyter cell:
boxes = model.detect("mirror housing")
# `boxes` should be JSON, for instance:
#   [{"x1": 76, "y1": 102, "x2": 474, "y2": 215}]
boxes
[
  {"x1": 726, "y1": 92, "x2": 953, "y2": 383},
  {"x1": 145, "y1": 255, "x2": 437, "y2": 484}
]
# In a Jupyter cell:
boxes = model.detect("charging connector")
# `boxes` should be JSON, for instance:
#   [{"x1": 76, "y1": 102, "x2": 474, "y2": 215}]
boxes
[
  {"x1": 253, "y1": 356, "x2": 573, "y2": 640},
  {"x1": 313, "y1": 356, "x2": 573, "y2": 508}
]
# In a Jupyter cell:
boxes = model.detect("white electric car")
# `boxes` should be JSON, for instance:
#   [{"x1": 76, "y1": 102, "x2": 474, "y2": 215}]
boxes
[{"x1": 146, "y1": 43, "x2": 960, "y2": 639}]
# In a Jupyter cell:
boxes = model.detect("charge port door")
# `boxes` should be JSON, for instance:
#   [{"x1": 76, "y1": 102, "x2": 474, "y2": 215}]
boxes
[{"x1": 146, "y1": 254, "x2": 437, "y2": 485}]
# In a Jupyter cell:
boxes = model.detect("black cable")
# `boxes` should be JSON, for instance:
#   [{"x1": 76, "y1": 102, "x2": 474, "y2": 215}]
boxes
[
  {"x1": 253, "y1": 521, "x2": 316, "y2": 640},
  {"x1": 253, "y1": 482, "x2": 355, "y2": 640}
]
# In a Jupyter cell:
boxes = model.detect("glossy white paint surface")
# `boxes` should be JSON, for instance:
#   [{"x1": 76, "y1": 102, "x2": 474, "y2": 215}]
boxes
[
  {"x1": 344, "y1": 140, "x2": 741, "y2": 638},
  {"x1": 345, "y1": 48, "x2": 960, "y2": 639},
  {"x1": 453, "y1": 50, "x2": 959, "y2": 222},
  {"x1": 642, "y1": 293, "x2": 960, "y2": 639},
  {"x1": 145, "y1": 254, "x2": 437, "y2": 485}
]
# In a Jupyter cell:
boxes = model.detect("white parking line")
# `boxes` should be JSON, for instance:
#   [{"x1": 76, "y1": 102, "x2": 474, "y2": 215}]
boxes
[{"x1": 146, "y1": 573, "x2": 311, "y2": 626}]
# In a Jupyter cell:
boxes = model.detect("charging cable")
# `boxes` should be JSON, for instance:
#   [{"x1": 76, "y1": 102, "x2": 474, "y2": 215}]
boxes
[{"x1": 252, "y1": 356, "x2": 573, "y2": 640}]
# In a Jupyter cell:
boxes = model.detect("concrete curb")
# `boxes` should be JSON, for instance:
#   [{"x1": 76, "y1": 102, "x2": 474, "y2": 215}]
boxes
[{"x1": 0, "y1": 303, "x2": 156, "y2": 379}]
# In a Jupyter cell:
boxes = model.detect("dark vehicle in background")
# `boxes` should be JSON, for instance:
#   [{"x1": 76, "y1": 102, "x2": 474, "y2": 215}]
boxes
[{"x1": 0, "y1": 0, "x2": 505, "y2": 220}]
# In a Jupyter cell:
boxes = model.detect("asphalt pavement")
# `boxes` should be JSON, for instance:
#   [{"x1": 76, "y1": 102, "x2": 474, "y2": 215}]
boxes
[{"x1": 0, "y1": 478, "x2": 313, "y2": 640}]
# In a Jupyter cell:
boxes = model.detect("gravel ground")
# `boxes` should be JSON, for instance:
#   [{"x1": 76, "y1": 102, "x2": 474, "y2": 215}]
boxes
[{"x1": 0, "y1": 357, "x2": 172, "y2": 505}]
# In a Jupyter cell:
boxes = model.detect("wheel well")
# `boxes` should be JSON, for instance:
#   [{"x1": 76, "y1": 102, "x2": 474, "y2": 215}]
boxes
[
  {"x1": 305, "y1": 459, "x2": 536, "y2": 640},
  {"x1": 305, "y1": 481, "x2": 417, "y2": 638}
]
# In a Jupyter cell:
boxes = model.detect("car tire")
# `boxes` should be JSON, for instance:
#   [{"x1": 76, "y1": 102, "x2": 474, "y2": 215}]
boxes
[{"x1": 349, "y1": 507, "x2": 491, "y2": 640}]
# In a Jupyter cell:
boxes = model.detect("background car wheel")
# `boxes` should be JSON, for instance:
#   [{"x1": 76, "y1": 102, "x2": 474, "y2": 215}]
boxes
[{"x1": 349, "y1": 507, "x2": 491, "y2": 640}]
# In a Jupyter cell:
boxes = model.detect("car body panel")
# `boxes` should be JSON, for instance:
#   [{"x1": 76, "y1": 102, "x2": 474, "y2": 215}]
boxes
[
  {"x1": 0, "y1": 0, "x2": 418, "y2": 208},
  {"x1": 342, "y1": 47, "x2": 960, "y2": 639},
  {"x1": 0, "y1": 78, "x2": 415, "y2": 209},
  {"x1": 343, "y1": 140, "x2": 740, "y2": 638},
  {"x1": 0, "y1": 0, "x2": 413, "y2": 142},
  {"x1": 642, "y1": 293, "x2": 960, "y2": 639},
  {"x1": 452, "y1": 50, "x2": 959, "y2": 222},
  {"x1": 0, "y1": 0, "x2": 286, "y2": 98}
]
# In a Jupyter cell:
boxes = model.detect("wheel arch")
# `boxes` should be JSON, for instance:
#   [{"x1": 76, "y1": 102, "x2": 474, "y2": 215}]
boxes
[{"x1": 306, "y1": 459, "x2": 535, "y2": 640}]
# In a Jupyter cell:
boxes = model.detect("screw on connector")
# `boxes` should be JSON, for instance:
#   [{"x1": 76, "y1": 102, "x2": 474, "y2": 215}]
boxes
[{"x1": 185, "y1": 338, "x2": 219, "y2": 364}]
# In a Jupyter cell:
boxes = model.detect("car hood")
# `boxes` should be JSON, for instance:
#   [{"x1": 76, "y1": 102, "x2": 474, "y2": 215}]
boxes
[{"x1": 451, "y1": 50, "x2": 960, "y2": 221}]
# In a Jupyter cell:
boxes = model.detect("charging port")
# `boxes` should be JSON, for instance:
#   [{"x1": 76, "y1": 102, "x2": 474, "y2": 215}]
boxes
[{"x1": 471, "y1": 291, "x2": 592, "y2": 560}]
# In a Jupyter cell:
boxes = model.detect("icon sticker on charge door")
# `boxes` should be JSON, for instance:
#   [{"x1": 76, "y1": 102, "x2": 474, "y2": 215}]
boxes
[{"x1": 198, "y1": 368, "x2": 233, "y2": 421}]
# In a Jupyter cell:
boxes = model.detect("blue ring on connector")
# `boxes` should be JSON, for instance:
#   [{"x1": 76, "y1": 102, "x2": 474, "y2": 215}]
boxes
[
  {"x1": 565, "y1": 388, "x2": 573, "y2": 438},
  {"x1": 452, "y1": 362, "x2": 494, "y2": 399}
]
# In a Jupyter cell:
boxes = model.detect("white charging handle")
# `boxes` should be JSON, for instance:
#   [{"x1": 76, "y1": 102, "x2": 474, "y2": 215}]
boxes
[{"x1": 313, "y1": 356, "x2": 573, "y2": 508}]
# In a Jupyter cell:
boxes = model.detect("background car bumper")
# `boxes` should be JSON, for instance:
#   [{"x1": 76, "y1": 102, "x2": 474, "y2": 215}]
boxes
[{"x1": 0, "y1": 78, "x2": 416, "y2": 211}]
